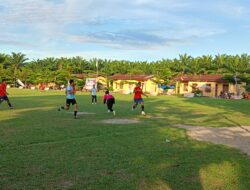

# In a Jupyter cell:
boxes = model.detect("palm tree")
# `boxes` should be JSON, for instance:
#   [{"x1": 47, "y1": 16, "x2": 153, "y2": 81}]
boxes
[
  {"x1": 188, "y1": 57, "x2": 204, "y2": 75},
  {"x1": 17, "y1": 67, "x2": 32, "y2": 88},
  {"x1": 42, "y1": 57, "x2": 58, "y2": 71},
  {"x1": 178, "y1": 53, "x2": 192, "y2": 75},
  {"x1": 7, "y1": 52, "x2": 28, "y2": 86},
  {"x1": 0, "y1": 53, "x2": 8, "y2": 80},
  {"x1": 200, "y1": 55, "x2": 214, "y2": 74},
  {"x1": 0, "y1": 53, "x2": 7, "y2": 65},
  {"x1": 213, "y1": 54, "x2": 227, "y2": 74}
]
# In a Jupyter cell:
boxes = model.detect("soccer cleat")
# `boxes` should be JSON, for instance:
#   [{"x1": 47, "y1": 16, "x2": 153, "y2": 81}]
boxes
[
  {"x1": 141, "y1": 111, "x2": 146, "y2": 115},
  {"x1": 74, "y1": 115, "x2": 78, "y2": 119},
  {"x1": 107, "y1": 110, "x2": 111, "y2": 113},
  {"x1": 9, "y1": 106, "x2": 14, "y2": 109},
  {"x1": 113, "y1": 111, "x2": 116, "y2": 116}
]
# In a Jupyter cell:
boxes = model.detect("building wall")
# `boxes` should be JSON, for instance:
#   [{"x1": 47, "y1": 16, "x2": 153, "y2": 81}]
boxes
[
  {"x1": 97, "y1": 76, "x2": 107, "y2": 85},
  {"x1": 188, "y1": 82, "x2": 216, "y2": 97},
  {"x1": 229, "y1": 82, "x2": 246, "y2": 94},
  {"x1": 217, "y1": 84, "x2": 223, "y2": 96},
  {"x1": 144, "y1": 79, "x2": 159, "y2": 95},
  {"x1": 113, "y1": 80, "x2": 137, "y2": 94},
  {"x1": 112, "y1": 79, "x2": 160, "y2": 95},
  {"x1": 176, "y1": 81, "x2": 246, "y2": 97},
  {"x1": 217, "y1": 83, "x2": 246, "y2": 95},
  {"x1": 176, "y1": 82, "x2": 189, "y2": 94}
]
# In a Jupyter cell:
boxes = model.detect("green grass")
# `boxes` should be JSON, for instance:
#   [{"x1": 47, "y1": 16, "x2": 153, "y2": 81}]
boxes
[{"x1": 0, "y1": 89, "x2": 250, "y2": 190}]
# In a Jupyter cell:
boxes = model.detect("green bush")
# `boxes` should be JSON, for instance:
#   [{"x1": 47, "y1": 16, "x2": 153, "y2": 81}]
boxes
[
  {"x1": 245, "y1": 84, "x2": 250, "y2": 92},
  {"x1": 76, "y1": 79, "x2": 84, "y2": 90},
  {"x1": 193, "y1": 89, "x2": 203, "y2": 97},
  {"x1": 108, "y1": 86, "x2": 114, "y2": 91}
]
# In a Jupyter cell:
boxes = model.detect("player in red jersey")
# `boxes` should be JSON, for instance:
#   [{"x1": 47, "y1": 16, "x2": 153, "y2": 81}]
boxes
[
  {"x1": 132, "y1": 82, "x2": 148, "y2": 115},
  {"x1": 0, "y1": 79, "x2": 13, "y2": 109}
]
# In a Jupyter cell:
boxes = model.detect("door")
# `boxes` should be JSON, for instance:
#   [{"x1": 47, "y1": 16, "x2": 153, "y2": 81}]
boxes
[
  {"x1": 215, "y1": 84, "x2": 218, "y2": 97},
  {"x1": 223, "y1": 84, "x2": 229, "y2": 92}
]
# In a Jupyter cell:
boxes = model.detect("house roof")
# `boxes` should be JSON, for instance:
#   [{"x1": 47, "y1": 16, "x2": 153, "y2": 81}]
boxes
[
  {"x1": 175, "y1": 74, "x2": 226, "y2": 82},
  {"x1": 109, "y1": 74, "x2": 154, "y2": 81}
]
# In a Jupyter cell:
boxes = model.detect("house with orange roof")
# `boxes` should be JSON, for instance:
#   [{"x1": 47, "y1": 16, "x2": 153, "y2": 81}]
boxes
[{"x1": 175, "y1": 74, "x2": 246, "y2": 97}]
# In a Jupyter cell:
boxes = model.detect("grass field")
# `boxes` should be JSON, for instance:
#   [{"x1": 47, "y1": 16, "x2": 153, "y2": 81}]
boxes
[{"x1": 0, "y1": 89, "x2": 250, "y2": 190}]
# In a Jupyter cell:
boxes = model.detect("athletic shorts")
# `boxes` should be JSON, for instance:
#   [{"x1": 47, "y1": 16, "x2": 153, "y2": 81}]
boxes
[
  {"x1": 0, "y1": 96, "x2": 9, "y2": 101},
  {"x1": 134, "y1": 98, "x2": 144, "y2": 104},
  {"x1": 66, "y1": 98, "x2": 77, "y2": 106}
]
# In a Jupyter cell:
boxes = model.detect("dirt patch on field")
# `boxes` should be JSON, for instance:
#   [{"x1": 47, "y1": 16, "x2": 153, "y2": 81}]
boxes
[
  {"x1": 101, "y1": 119, "x2": 140, "y2": 124},
  {"x1": 175, "y1": 125, "x2": 250, "y2": 156}
]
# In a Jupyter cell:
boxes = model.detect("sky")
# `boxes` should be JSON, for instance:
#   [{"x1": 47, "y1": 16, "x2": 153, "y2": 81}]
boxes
[{"x1": 0, "y1": 0, "x2": 250, "y2": 61}]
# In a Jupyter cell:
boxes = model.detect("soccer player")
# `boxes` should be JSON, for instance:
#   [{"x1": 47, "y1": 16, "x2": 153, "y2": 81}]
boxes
[
  {"x1": 91, "y1": 84, "x2": 97, "y2": 104},
  {"x1": 132, "y1": 82, "x2": 148, "y2": 115},
  {"x1": 58, "y1": 79, "x2": 78, "y2": 119},
  {"x1": 103, "y1": 90, "x2": 116, "y2": 115},
  {"x1": 0, "y1": 79, "x2": 13, "y2": 109}
]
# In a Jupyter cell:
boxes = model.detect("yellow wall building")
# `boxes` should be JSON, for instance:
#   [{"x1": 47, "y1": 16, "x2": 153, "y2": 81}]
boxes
[
  {"x1": 175, "y1": 74, "x2": 246, "y2": 97},
  {"x1": 109, "y1": 74, "x2": 162, "y2": 95}
]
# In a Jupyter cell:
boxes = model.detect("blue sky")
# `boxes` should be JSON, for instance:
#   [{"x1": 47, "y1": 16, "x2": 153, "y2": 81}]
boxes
[{"x1": 0, "y1": 0, "x2": 250, "y2": 61}]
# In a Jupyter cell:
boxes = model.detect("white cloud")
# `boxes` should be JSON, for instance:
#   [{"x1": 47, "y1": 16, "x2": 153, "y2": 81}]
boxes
[
  {"x1": 0, "y1": 0, "x2": 225, "y2": 49},
  {"x1": 68, "y1": 30, "x2": 188, "y2": 50},
  {"x1": 0, "y1": 0, "x2": 190, "y2": 25},
  {"x1": 0, "y1": 0, "x2": 249, "y2": 59}
]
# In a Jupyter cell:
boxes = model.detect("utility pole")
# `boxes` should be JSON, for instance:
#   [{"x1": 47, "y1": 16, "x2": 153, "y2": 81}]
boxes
[
  {"x1": 96, "y1": 59, "x2": 99, "y2": 77},
  {"x1": 96, "y1": 59, "x2": 99, "y2": 89},
  {"x1": 234, "y1": 75, "x2": 239, "y2": 96}
]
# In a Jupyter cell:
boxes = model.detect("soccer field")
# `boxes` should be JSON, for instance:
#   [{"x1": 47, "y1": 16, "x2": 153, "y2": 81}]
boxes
[{"x1": 1, "y1": 89, "x2": 250, "y2": 190}]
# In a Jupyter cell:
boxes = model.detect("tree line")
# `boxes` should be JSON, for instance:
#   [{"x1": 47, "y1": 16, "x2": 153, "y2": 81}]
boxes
[{"x1": 0, "y1": 52, "x2": 250, "y2": 88}]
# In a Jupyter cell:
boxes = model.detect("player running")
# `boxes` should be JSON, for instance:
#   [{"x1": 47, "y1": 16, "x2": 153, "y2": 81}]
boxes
[
  {"x1": 58, "y1": 79, "x2": 78, "y2": 119},
  {"x1": 132, "y1": 82, "x2": 148, "y2": 115},
  {"x1": 0, "y1": 79, "x2": 14, "y2": 109},
  {"x1": 103, "y1": 90, "x2": 116, "y2": 115}
]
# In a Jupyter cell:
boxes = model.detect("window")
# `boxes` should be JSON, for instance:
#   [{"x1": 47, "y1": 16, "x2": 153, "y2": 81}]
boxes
[
  {"x1": 192, "y1": 83, "x2": 198, "y2": 91},
  {"x1": 183, "y1": 83, "x2": 188, "y2": 91},
  {"x1": 119, "y1": 82, "x2": 124, "y2": 89},
  {"x1": 205, "y1": 84, "x2": 211, "y2": 93}
]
